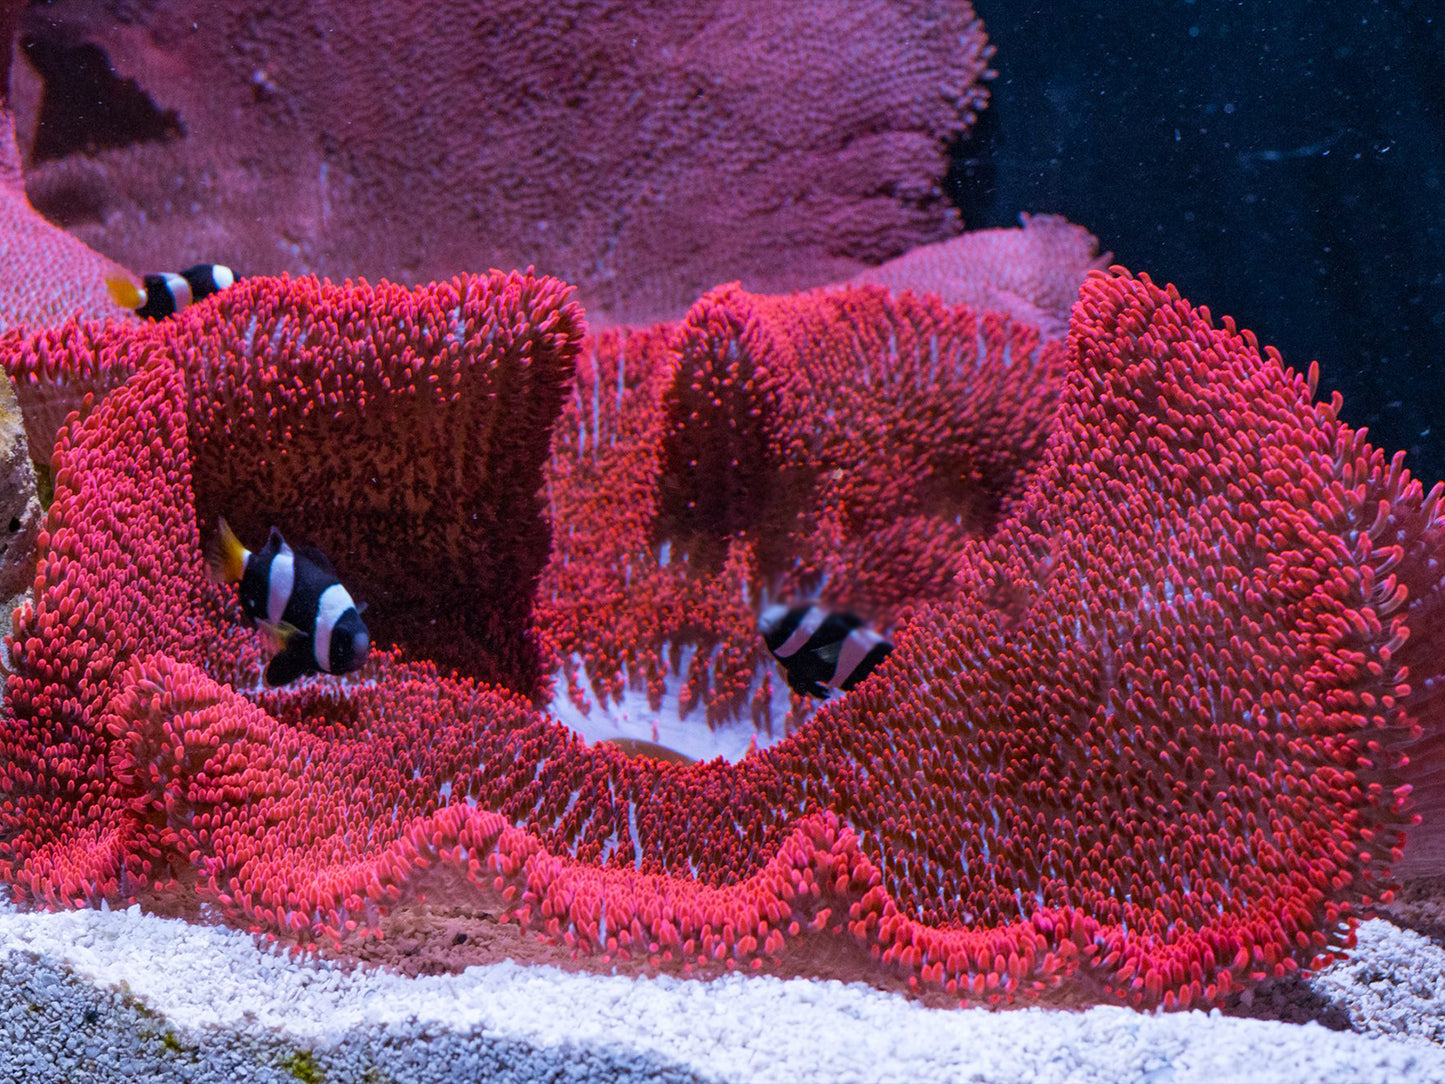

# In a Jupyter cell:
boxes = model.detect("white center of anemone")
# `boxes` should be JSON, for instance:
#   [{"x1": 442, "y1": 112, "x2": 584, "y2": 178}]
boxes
[{"x1": 547, "y1": 642, "x2": 803, "y2": 763}]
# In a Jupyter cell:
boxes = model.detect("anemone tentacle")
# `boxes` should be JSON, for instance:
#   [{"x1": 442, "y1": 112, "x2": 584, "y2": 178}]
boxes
[{"x1": 0, "y1": 267, "x2": 1439, "y2": 1010}]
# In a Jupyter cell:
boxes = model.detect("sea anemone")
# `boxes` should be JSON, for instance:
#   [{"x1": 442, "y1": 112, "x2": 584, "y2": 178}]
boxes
[{"x1": 0, "y1": 265, "x2": 1439, "y2": 1011}]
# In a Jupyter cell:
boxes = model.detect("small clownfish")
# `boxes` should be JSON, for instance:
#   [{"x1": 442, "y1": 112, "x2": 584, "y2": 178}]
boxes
[
  {"x1": 106, "y1": 263, "x2": 237, "y2": 320},
  {"x1": 759, "y1": 603, "x2": 893, "y2": 699},
  {"x1": 207, "y1": 517, "x2": 370, "y2": 687}
]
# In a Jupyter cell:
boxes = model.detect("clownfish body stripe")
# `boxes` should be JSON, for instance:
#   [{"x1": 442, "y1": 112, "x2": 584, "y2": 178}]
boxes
[
  {"x1": 160, "y1": 272, "x2": 193, "y2": 312},
  {"x1": 830, "y1": 626, "x2": 889, "y2": 689}
]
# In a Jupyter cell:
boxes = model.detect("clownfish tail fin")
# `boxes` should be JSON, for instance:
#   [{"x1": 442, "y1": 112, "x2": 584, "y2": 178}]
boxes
[
  {"x1": 206, "y1": 517, "x2": 248, "y2": 584},
  {"x1": 105, "y1": 275, "x2": 145, "y2": 312}
]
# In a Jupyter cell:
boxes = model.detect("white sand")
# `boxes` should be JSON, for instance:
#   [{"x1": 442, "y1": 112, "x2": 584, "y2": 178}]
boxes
[{"x1": 2, "y1": 893, "x2": 1442, "y2": 1083}]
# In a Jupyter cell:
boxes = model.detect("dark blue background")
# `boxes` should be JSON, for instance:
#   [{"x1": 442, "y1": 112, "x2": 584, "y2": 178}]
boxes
[{"x1": 952, "y1": 0, "x2": 1445, "y2": 485}]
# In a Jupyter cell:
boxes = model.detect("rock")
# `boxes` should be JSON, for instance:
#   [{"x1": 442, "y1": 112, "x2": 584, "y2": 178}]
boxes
[{"x1": 0, "y1": 367, "x2": 41, "y2": 601}]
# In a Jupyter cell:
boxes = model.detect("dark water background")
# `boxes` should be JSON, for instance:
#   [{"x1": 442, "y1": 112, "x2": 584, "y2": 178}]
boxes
[{"x1": 955, "y1": 0, "x2": 1445, "y2": 485}]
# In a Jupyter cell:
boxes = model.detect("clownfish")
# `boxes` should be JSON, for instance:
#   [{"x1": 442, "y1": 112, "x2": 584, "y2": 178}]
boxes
[
  {"x1": 106, "y1": 263, "x2": 237, "y2": 320},
  {"x1": 207, "y1": 517, "x2": 370, "y2": 687},
  {"x1": 759, "y1": 603, "x2": 893, "y2": 699}
]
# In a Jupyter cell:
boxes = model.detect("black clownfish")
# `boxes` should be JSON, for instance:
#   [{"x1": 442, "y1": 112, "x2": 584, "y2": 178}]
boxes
[
  {"x1": 759, "y1": 603, "x2": 893, "y2": 699},
  {"x1": 107, "y1": 263, "x2": 238, "y2": 320},
  {"x1": 207, "y1": 518, "x2": 370, "y2": 686}
]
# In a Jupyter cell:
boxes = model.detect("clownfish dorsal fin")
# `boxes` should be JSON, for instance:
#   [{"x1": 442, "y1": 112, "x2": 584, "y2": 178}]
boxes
[
  {"x1": 105, "y1": 274, "x2": 146, "y2": 312},
  {"x1": 294, "y1": 544, "x2": 336, "y2": 577},
  {"x1": 206, "y1": 517, "x2": 249, "y2": 584},
  {"x1": 257, "y1": 618, "x2": 306, "y2": 654}
]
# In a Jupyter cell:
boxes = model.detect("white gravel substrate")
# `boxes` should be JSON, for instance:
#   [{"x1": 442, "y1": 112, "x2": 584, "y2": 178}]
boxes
[{"x1": 1, "y1": 893, "x2": 1442, "y2": 1083}]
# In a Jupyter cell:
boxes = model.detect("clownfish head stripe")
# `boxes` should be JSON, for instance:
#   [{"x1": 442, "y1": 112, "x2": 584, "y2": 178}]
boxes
[
  {"x1": 768, "y1": 604, "x2": 827, "y2": 658},
  {"x1": 266, "y1": 545, "x2": 296, "y2": 625},
  {"x1": 313, "y1": 582, "x2": 363, "y2": 671}
]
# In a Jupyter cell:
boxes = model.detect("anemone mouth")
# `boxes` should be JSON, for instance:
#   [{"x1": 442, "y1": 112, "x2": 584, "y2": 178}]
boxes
[{"x1": 2, "y1": 268, "x2": 1437, "y2": 1010}]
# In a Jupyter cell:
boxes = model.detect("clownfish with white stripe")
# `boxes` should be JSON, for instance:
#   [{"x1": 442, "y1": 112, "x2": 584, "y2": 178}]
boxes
[
  {"x1": 106, "y1": 263, "x2": 238, "y2": 320},
  {"x1": 207, "y1": 517, "x2": 370, "y2": 687},
  {"x1": 759, "y1": 603, "x2": 893, "y2": 699}
]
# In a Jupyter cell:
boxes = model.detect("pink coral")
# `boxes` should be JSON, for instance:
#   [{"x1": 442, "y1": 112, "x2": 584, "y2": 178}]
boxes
[
  {"x1": 0, "y1": 105, "x2": 126, "y2": 333},
  {"x1": 0, "y1": 267, "x2": 1441, "y2": 1012},
  {"x1": 0, "y1": 269, "x2": 583, "y2": 900},
  {"x1": 846, "y1": 212, "x2": 1110, "y2": 339},
  {"x1": 13, "y1": 0, "x2": 992, "y2": 325},
  {"x1": 1, "y1": 49, "x2": 134, "y2": 460}
]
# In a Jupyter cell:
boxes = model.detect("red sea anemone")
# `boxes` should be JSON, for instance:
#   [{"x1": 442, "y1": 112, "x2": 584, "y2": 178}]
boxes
[{"x1": 0, "y1": 265, "x2": 1440, "y2": 1009}]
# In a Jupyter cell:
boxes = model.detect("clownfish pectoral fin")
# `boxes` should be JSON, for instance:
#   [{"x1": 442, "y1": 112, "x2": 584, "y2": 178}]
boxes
[
  {"x1": 206, "y1": 517, "x2": 249, "y2": 584},
  {"x1": 353, "y1": 600, "x2": 368, "y2": 615},
  {"x1": 256, "y1": 618, "x2": 306, "y2": 655},
  {"x1": 784, "y1": 671, "x2": 828, "y2": 699},
  {"x1": 263, "y1": 643, "x2": 312, "y2": 687},
  {"x1": 105, "y1": 274, "x2": 146, "y2": 312}
]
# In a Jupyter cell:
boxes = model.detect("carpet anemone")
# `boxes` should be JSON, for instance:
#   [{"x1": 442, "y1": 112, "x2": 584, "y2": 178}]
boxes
[{"x1": 0, "y1": 266, "x2": 1440, "y2": 1009}]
